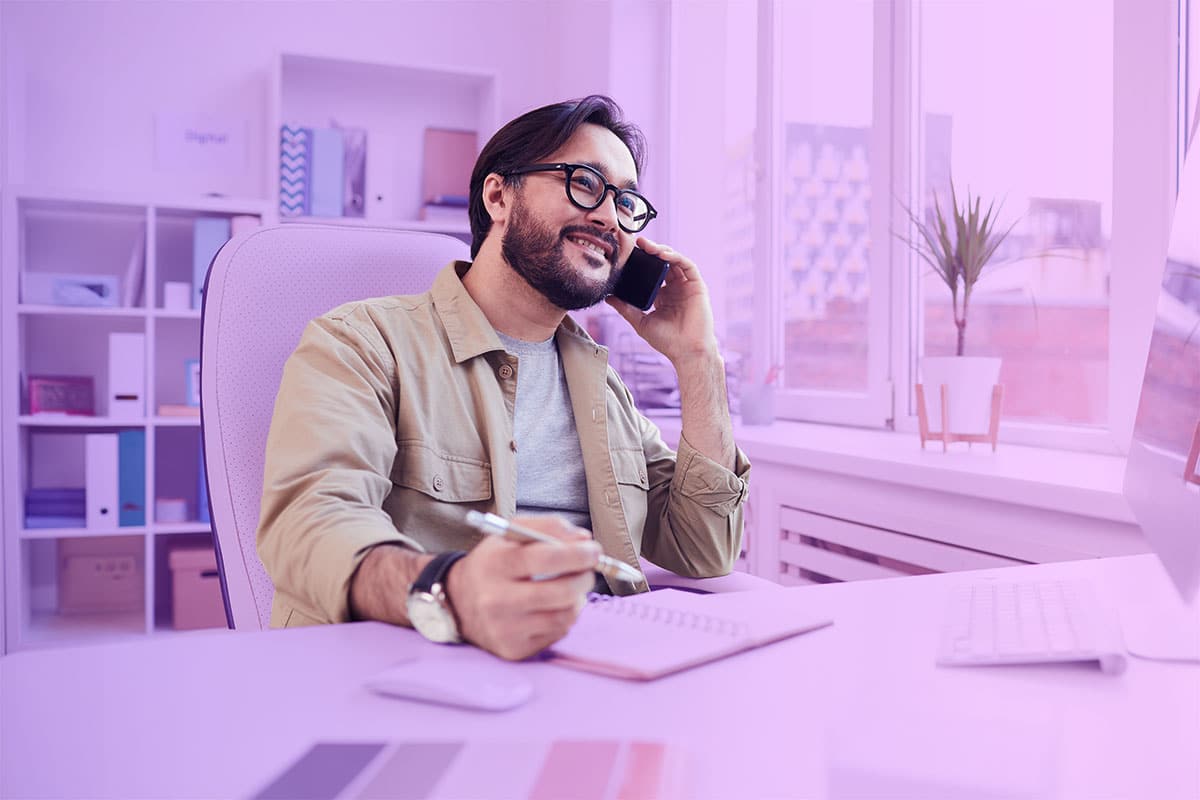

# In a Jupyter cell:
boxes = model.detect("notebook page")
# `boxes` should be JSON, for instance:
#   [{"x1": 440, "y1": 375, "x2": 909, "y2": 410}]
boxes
[{"x1": 549, "y1": 591, "x2": 833, "y2": 680}]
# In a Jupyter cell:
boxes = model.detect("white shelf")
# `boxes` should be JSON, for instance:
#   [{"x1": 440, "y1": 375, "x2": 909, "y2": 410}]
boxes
[
  {"x1": 23, "y1": 609, "x2": 147, "y2": 649},
  {"x1": 154, "y1": 522, "x2": 212, "y2": 535},
  {"x1": 19, "y1": 526, "x2": 147, "y2": 540},
  {"x1": 151, "y1": 309, "x2": 201, "y2": 320},
  {"x1": 153, "y1": 416, "x2": 201, "y2": 426},
  {"x1": 19, "y1": 523, "x2": 211, "y2": 540},
  {"x1": 17, "y1": 304, "x2": 147, "y2": 319},
  {"x1": 18, "y1": 415, "x2": 147, "y2": 428},
  {"x1": 8, "y1": 185, "x2": 269, "y2": 217},
  {"x1": 278, "y1": 215, "x2": 471, "y2": 235}
]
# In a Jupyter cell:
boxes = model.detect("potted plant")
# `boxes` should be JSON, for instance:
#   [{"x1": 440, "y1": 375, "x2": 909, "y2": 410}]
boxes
[{"x1": 899, "y1": 184, "x2": 1018, "y2": 448}]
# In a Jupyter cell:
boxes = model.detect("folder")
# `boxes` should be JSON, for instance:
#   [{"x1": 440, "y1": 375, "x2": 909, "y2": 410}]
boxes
[
  {"x1": 197, "y1": 441, "x2": 210, "y2": 525},
  {"x1": 108, "y1": 332, "x2": 145, "y2": 419},
  {"x1": 193, "y1": 217, "x2": 231, "y2": 310},
  {"x1": 86, "y1": 433, "x2": 119, "y2": 529},
  {"x1": 279, "y1": 124, "x2": 312, "y2": 218},
  {"x1": 118, "y1": 429, "x2": 145, "y2": 527},
  {"x1": 310, "y1": 127, "x2": 345, "y2": 218}
]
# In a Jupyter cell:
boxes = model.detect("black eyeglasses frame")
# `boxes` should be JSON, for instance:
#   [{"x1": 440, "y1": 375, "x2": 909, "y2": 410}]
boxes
[{"x1": 505, "y1": 162, "x2": 658, "y2": 233}]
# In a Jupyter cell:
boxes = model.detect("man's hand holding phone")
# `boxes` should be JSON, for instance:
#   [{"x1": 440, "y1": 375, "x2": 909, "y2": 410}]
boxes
[{"x1": 606, "y1": 237, "x2": 720, "y2": 365}]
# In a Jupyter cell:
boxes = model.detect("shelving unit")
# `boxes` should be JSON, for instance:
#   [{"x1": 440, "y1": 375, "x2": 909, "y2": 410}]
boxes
[
  {"x1": 267, "y1": 52, "x2": 498, "y2": 242},
  {"x1": 1, "y1": 56, "x2": 501, "y2": 653},
  {"x1": 0, "y1": 187, "x2": 269, "y2": 652}
]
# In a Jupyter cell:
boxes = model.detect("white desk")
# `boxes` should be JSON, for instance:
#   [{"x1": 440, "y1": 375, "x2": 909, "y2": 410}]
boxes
[{"x1": 3, "y1": 554, "x2": 1197, "y2": 799}]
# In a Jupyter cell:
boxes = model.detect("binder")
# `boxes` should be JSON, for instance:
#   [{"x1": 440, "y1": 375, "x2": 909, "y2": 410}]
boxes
[
  {"x1": 310, "y1": 127, "x2": 345, "y2": 218},
  {"x1": 197, "y1": 443, "x2": 210, "y2": 524},
  {"x1": 85, "y1": 433, "x2": 119, "y2": 529},
  {"x1": 108, "y1": 332, "x2": 145, "y2": 419},
  {"x1": 118, "y1": 429, "x2": 146, "y2": 527},
  {"x1": 193, "y1": 217, "x2": 231, "y2": 310},
  {"x1": 279, "y1": 124, "x2": 312, "y2": 218}
]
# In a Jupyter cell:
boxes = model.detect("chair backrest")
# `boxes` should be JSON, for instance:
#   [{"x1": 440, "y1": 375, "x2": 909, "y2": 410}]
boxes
[{"x1": 200, "y1": 223, "x2": 470, "y2": 629}]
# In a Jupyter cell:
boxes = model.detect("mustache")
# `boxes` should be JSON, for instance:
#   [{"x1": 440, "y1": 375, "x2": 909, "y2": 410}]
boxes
[{"x1": 559, "y1": 226, "x2": 619, "y2": 264}]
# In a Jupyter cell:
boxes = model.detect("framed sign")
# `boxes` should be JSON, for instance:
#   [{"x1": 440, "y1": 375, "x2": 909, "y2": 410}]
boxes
[{"x1": 28, "y1": 375, "x2": 95, "y2": 416}]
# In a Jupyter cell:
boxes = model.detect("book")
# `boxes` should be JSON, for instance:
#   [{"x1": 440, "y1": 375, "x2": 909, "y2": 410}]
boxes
[
  {"x1": 158, "y1": 404, "x2": 200, "y2": 417},
  {"x1": 421, "y1": 128, "x2": 476, "y2": 204},
  {"x1": 193, "y1": 217, "x2": 231, "y2": 309},
  {"x1": 122, "y1": 229, "x2": 146, "y2": 308},
  {"x1": 279, "y1": 124, "x2": 311, "y2": 217},
  {"x1": 340, "y1": 125, "x2": 367, "y2": 218},
  {"x1": 547, "y1": 589, "x2": 833, "y2": 680},
  {"x1": 310, "y1": 126, "x2": 345, "y2": 217}
]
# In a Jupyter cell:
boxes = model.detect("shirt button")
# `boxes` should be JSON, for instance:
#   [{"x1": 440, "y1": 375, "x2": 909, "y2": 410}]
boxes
[
  {"x1": 498, "y1": 364, "x2": 514, "y2": 379},
  {"x1": 509, "y1": 440, "x2": 518, "y2": 452},
  {"x1": 432, "y1": 475, "x2": 445, "y2": 492}
]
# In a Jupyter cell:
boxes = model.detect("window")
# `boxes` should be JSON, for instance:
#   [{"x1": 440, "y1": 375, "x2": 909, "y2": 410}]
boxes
[
  {"x1": 670, "y1": 0, "x2": 1176, "y2": 450},
  {"x1": 917, "y1": 0, "x2": 1114, "y2": 427}
]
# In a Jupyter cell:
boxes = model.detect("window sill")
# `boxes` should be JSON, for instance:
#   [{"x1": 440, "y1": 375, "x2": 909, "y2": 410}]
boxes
[{"x1": 646, "y1": 412, "x2": 1135, "y2": 526}]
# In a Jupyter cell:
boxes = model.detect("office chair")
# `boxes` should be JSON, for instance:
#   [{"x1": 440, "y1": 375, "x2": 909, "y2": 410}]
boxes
[
  {"x1": 199, "y1": 224, "x2": 470, "y2": 629},
  {"x1": 200, "y1": 224, "x2": 777, "y2": 630}
]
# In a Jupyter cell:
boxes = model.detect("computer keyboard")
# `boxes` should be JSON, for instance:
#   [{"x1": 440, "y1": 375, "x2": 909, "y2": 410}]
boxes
[{"x1": 938, "y1": 578, "x2": 1127, "y2": 675}]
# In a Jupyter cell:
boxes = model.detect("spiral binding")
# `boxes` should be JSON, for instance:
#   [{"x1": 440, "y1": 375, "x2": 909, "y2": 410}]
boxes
[{"x1": 585, "y1": 593, "x2": 749, "y2": 638}]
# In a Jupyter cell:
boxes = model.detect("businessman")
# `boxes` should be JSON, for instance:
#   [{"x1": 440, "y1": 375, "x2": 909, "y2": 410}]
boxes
[{"x1": 257, "y1": 95, "x2": 750, "y2": 660}]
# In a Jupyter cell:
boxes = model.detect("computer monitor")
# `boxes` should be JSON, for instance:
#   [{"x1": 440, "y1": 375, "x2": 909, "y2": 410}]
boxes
[{"x1": 1122, "y1": 140, "x2": 1200, "y2": 607}]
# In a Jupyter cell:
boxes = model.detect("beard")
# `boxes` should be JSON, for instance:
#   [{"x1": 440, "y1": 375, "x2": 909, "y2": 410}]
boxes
[{"x1": 500, "y1": 195, "x2": 622, "y2": 311}]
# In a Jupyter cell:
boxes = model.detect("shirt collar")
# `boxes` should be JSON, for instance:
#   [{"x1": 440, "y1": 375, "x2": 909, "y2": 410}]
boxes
[{"x1": 429, "y1": 261, "x2": 607, "y2": 364}]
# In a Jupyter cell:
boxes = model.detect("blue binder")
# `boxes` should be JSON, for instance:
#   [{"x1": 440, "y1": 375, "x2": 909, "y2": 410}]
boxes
[
  {"x1": 198, "y1": 441, "x2": 210, "y2": 525},
  {"x1": 309, "y1": 127, "x2": 345, "y2": 218},
  {"x1": 193, "y1": 217, "x2": 231, "y2": 310},
  {"x1": 118, "y1": 429, "x2": 146, "y2": 527}
]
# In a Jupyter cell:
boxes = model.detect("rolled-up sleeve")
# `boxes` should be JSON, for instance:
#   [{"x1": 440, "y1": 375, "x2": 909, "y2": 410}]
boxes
[
  {"x1": 639, "y1": 421, "x2": 751, "y2": 578},
  {"x1": 256, "y1": 307, "x2": 422, "y2": 625}
]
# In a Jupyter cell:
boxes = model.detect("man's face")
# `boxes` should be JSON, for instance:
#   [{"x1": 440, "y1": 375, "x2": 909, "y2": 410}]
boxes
[{"x1": 499, "y1": 124, "x2": 639, "y2": 311}]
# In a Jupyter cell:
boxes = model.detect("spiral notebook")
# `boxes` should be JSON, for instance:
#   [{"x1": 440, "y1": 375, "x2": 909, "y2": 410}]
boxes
[{"x1": 548, "y1": 590, "x2": 833, "y2": 680}]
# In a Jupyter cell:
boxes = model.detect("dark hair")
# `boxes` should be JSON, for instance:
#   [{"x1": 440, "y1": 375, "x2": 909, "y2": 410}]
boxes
[{"x1": 468, "y1": 95, "x2": 647, "y2": 258}]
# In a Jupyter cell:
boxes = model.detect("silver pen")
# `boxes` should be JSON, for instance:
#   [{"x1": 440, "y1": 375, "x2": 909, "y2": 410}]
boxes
[{"x1": 465, "y1": 511, "x2": 644, "y2": 584}]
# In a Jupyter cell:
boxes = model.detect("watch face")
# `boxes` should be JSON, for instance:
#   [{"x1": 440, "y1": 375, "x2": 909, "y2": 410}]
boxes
[{"x1": 407, "y1": 591, "x2": 460, "y2": 644}]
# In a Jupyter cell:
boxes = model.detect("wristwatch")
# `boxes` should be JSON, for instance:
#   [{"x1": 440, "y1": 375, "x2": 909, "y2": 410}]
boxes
[{"x1": 406, "y1": 550, "x2": 468, "y2": 644}]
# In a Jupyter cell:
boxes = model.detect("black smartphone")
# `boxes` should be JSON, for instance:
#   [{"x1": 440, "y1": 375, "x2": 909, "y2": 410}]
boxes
[{"x1": 610, "y1": 247, "x2": 670, "y2": 311}]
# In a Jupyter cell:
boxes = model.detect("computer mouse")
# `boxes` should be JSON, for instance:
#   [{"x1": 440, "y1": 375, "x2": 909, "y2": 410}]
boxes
[{"x1": 365, "y1": 655, "x2": 534, "y2": 712}]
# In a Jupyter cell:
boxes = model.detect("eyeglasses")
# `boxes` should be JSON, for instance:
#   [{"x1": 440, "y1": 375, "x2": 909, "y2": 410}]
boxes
[{"x1": 506, "y1": 162, "x2": 657, "y2": 233}]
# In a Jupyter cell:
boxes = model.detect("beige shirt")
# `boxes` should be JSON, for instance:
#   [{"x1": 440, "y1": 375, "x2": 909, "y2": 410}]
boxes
[{"x1": 257, "y1": 261, "x2": 751, "y2": 628}]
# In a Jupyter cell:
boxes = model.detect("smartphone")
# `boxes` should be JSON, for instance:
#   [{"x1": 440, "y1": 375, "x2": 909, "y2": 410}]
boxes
[{"x1": 610, "y1": 247, "x2": 671, "y2": 311}]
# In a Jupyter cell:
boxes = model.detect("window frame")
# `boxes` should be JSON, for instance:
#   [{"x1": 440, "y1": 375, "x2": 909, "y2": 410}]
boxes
[{"x1": 668, "y1": 0, "x2": 1179, "y2": 454}]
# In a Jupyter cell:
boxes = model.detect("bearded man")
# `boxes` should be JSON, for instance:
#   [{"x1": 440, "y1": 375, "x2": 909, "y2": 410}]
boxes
[{"x1": 257, "y1": 95, "x2": 750, "y2": 660}]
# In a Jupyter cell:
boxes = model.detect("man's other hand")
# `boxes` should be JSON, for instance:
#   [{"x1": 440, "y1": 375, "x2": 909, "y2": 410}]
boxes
[{"x1": 446, "y1": 515, "x2": 600, "y2": 661}]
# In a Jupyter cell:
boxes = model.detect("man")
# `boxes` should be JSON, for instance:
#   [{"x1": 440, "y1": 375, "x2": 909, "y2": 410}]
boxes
[{"x1": 257, "y1": 95, "x2": 750, "y2": 661}]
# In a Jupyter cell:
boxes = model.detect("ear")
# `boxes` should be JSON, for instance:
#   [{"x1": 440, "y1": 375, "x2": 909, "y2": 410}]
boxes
[{"x1": 481, "y1": 173, "x2": 511, "y2": 226}]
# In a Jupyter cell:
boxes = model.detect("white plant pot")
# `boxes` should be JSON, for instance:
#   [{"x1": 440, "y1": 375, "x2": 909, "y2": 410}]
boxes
[{"x1": 919, "y1": 356, "x2": 1002, "y2": 436}]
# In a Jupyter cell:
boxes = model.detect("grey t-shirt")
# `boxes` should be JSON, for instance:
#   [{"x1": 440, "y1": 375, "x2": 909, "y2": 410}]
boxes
[{"x1": 496, "y1": 331, "x2": 592, "y2": 533}]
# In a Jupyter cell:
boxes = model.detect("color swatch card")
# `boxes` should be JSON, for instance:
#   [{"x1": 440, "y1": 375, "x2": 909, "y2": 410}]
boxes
[{"x1": 252, "y1": 739, "x2": 687, "y2": 800}]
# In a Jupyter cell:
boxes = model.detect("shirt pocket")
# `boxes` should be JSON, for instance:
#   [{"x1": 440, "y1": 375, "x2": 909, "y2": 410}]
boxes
[
  {"x1": 391, "y1": 441, "x2": 493, "y2": 503},
  {"x1": 610, "y1": 447, "x2": 650, "y2": 490}
]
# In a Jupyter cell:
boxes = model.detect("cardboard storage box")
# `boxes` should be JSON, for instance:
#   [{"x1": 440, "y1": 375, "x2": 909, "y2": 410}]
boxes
[
  {"x1": 168, "y1": 547, "x2": 227, "y2": 630},
  {"x1": 59, "y1": 552, "x2": 143, "y2": 613}
]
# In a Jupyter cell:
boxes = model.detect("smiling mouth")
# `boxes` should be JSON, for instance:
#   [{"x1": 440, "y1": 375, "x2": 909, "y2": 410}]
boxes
[{"x1": 565, "y1": 235, "x2": 611, "y2": 264}]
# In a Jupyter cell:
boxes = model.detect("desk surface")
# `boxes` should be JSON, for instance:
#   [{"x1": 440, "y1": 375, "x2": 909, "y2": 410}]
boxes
[{"x1": 3, "y1": 554, "x2": 1198, "y2": 799}]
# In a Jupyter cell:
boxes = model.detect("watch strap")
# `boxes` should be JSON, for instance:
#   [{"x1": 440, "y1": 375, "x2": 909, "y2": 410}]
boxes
[{"x1": 411, "y1": 550, "x2": 467, "y2": 596}]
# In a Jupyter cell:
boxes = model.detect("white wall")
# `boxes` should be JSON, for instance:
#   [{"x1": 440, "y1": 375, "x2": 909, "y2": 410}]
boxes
[{"x1": 0, "y1": 0, "x2": 668, "y2": 202}]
